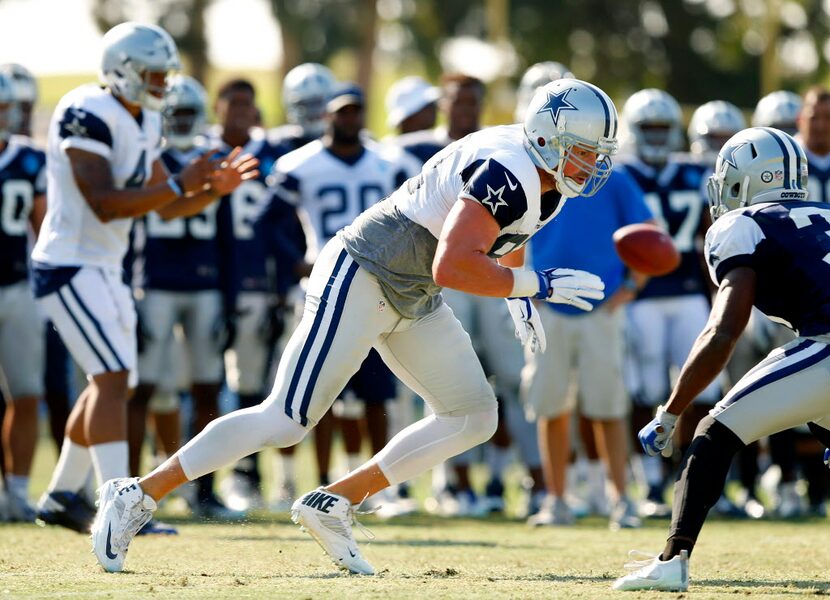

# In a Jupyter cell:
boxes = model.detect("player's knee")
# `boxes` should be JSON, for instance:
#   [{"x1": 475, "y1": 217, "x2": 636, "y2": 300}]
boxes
[
  {"x1": 692, "y1": 414, "x2": 745, "y2": 456},
  {"x1": 462, "y1": 407, "x2": 499, "y2": 447},
  {"x1": 261, "y1": 409, "x2": 308, "y2": 448}
]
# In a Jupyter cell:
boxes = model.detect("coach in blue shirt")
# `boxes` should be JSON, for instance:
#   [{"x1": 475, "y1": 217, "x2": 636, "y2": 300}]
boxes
[{"x1": 523, "y1": 167, "x2": 653, "y2": 529}]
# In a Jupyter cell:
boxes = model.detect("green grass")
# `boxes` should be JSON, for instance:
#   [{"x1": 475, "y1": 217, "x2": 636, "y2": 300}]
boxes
[{"x1": 2, "y1": 512, "x2": 830, "y2": 599}]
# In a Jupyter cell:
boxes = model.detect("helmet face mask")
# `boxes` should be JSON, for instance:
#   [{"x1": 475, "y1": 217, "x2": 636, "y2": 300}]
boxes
[
  {"x1": 523, "y1": 79, "x2": 618, "y2": 198},
  {"x1": 282, "y1": 63, "x2": 336, "y2": 138},
  {"x1": 707, "y1": 126, "x2": 808, "y2": 221},
  {"x1": 100, "y1": 22, "x2": 181, "y2": 112},
  {"x1": 0, "y1": 72, "x2": 20, "y2": 141}
]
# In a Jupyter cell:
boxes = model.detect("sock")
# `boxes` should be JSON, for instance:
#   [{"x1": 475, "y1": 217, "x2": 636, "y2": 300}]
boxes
[
  {"x1": 89, "y1": 441, "x2": 129, "y2": 486},
  {"x1": 47, "y1": 438, "x2": 93, "y2": 493},
  {"x1": 485, "y1": 445, "x2": 511, "y2": 481},
  {"x1": 279, "y1": 454, "x2": 296, "y2": 487},
  {"x1": 5, "y1": 475, "x2": 29, "y2": 503},
  {"x1": 347, "y1": 453, "x2": 362, "y2": 473}
]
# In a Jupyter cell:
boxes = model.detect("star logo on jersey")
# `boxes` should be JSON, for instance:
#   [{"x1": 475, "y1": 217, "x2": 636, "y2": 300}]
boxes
[
  {"x1": 723, "y1": 142, "x2": 747, "y2": 169},
  {"x1": 63, "y1": 117, "x2": 88, "y2": 138},
  {"x1": 481, "y1": 184, "x2": 509, "y2": 215},
  {"x1": 536, "y1": 88, "x2": 577, "y2": 127}
]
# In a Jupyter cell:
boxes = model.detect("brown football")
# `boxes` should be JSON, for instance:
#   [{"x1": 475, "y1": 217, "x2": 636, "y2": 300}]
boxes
[{"x1": 613, "y1": 223, "x2": 681, "y2": 276}]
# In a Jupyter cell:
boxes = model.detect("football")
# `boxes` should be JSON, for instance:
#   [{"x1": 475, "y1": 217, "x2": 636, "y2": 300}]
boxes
[{"x1": 613, "y1": 223, "x2": 681, "y2": 276}]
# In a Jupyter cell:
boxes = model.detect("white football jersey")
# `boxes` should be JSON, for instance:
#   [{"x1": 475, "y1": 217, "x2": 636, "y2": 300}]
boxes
[
  {"x1": 270, "y1": 140, "x2": 409, "y2": 258},
  {"x1": 32, "y1": 84, "x2": 163, "y2": 268},
  {"x1": 392, "y1": 124, "x2": 562, "y2": 257}
]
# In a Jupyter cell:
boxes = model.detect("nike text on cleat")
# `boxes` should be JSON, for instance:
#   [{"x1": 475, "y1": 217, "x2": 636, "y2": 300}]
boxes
[
  {"x1": 291, "y1": 487, "x2": 375, "y2": 575},
  {"x1": 91, "y1": 478, "x2": 157, "y2": 573},
  {"x1": 612, "y1": 549, "x2": 689, "y2": 592}
]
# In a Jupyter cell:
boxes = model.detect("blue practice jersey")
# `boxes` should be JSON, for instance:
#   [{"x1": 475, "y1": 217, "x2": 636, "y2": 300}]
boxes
[
  {"x1": 705, "y1": 201, "x2": 830, "y2": 337},
  {"x1": 0, "y1": 136, "x2": 46, "y2": 286},
  {"x1": 208, "y1": 128, "x2": 288, "y2": 293},
  {"x1": 618, "y1": 156, "x2": 710, "y2": 298},
  {"x1": 388, "y1": 128, "x2": 452, "y2": 166},
  {"x1": 135, "y1": 145, "x2": 234, "y2": 295}
]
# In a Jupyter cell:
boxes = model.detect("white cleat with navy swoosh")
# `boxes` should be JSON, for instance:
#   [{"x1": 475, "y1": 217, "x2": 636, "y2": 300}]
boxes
[
  {"x1": 291, "y1": 487, "x2": 375, "y2": 575},
  {"x1": 91, "y1": 478, "x2": 156, "y2": 572}
]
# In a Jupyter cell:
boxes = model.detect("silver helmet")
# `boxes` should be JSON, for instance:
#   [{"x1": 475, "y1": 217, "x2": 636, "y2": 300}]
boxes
[
  {"x1": 514, "y1": 61, "x2": 574, "y2": 122},
  {"x1": 523, "y1": 78, "x2": 618, "y2": 198},
  {"x1": 752, "y1": 91, "x2": 802, "y2": 136},
  {"x1": 688, "y1": 100, "x2": 746, "y2": 163},
  {"x1": 707, "y1": 127, "x2": 808, "y2": 221},
  {"x1": 282, "y1": 63, "x2": 336, "y2": 138},
  {"x1": 99, "y1": 22, "x2": 181, "y2": 112},
  {"x1": 620, "y1": 89, "x2": 684, "y2": 165},
  {"x1": 0, "y1": 72, "x2": 21, "y2": 141},
  {"x1": 162, "y1": 74, "x2": 207, "y2": 150},
  {"x1": 0, "y1": 63, "x2": 37, "y2": 105}
]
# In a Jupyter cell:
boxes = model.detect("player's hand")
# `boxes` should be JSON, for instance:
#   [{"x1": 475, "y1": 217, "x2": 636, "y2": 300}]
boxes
[
  {"x1": 209, "y1": 146, "x2": 260, "y2": 196},
  {"x1": 505, "y1": 297, "x2": 546, "y2": 353},
  {"x1": 179, "y1": 152, "x2": 214, "y2": 194},
  {"x1": 534, "y1": 267, "x2": 605, "y2": 311},
  {"x1": 638, "y1": 405, "x2": 678, "y2": 457}
]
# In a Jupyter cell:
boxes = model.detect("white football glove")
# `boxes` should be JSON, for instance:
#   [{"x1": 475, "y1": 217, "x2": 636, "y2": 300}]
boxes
[
  {"x1": 505, "y1": 297, "x2": 546, "y2": 353},
  {"x1": 535, "y1": 268, "x2": 605, "y2": 311}
]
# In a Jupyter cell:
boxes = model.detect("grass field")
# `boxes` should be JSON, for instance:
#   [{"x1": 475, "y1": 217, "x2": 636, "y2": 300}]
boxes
[{"x1": 2, "y1": 511, "x2": 830, "y2": 599}]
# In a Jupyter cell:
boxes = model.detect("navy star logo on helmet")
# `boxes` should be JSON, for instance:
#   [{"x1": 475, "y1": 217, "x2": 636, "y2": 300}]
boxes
[
  {"x1": 536, "y1": 88, "x2": 578, "y2": 127},
  {"x1": 723, "y1": 142, "x2": 747, "y2": 169}
]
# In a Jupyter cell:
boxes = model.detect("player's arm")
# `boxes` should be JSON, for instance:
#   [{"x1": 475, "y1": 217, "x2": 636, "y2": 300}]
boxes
[
  {"x1": 664, "y1": 265, "x2": 755, "y2": 416},
  {"x1": 155, "y1": 148, "x2": 260, "y2": 220},
  {"x1": 433, "y1": 198, "x2": 516, "y2": 296},
  {"x1": 66, "y1": 147, "x2": 213, "y2": 222},
  {"x1": 28, "y1": 193, "x2": 46, "y2": 238},
  {"x1": 497, "y1": 246, "x2": 525, "y2": 268}
]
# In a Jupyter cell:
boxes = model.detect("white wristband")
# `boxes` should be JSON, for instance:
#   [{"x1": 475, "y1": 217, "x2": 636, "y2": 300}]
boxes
[{"x1": 510, "y1": 269, "x2": 541, "y2": 298}]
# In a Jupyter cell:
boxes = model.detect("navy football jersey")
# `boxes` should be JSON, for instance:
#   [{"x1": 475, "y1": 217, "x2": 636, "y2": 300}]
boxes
[
  {"x1": 804, "y1": 148, "x2": 830, "y2": 204},
  {"x1": 208, "y1": 128, "x2": 288, "y2": 292},
  {"x1": 0, "y1": 136, "x2": 46, "y2": 286},
  {"x1": 705, "y1": 201, "x2": 830, "y2": 337},
  {"x1": 135, "y1": 145, "x2": 234, "y2": 293},
  {"x1": 618, "y1": 156, "x2": 709, "y2": 298}
]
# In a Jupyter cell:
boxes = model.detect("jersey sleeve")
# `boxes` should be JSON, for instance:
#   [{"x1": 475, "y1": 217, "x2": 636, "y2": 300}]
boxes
[
  {"x1": 458, "y1": 158, "x2": 529, "y2": 228},
  {"x1": 266, "y1": 161, "x2": 301, "y2": 206},
  {"x1": 704, "y1": 212, "x2": 765, "y2": 284},
  {"x1": 57, "y1": 105, "x2": 114, "y2": 159}
]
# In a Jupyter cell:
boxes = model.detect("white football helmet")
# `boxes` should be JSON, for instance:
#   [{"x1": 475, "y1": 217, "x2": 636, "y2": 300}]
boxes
[
  {"x1": 523, "y1": 78, "x2": 618, "y2": 198},
  {"x1": 688, "y1": 100, "x2": 746, "y2": 163},
  {"x1": 282, "y1": 63, "x2": 336, "y2": 138},
  {"x1": 752, "y1": 90, "x2": 802, "y2": 136},
  {"x1": 620, "y1": 89, "x2": 683, "y2": 165},
  {"x1": 514, "y1": 61, "x2": 574, "y2": 122},
  {"x1": 99, "y1": 22, "x2": 181, "y2": 112},
  {"x1": 0, "y1": 63, "x2": 37, "y2": 105},
  {"x1": 0, "y1": 72, "x2": 21, "y2": 142},
  {"x1": 162, "y1": 75, "x2": 207, "y2": 150},
  {"x1": 707, "y1": 127, "x2": 808, "y2": 221}
]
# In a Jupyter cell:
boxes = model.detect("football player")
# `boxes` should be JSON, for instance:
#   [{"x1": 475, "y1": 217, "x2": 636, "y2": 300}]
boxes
[
  {"x1": 91, "y1": 78, "x2": 617, "y2": 574},
  {"x1": 205, "y1": 79, "x2": 290, "y2": 510},
  {"x1": 617, "y1": 91, "x2": 731, "y2": 516},
  {"x1": 385, "y1": 75, "x2": 440, "y2": 136},
  {"x1": 31, "y1": 22, "x2": 258, "y2": 533},
  {"x1": 614, "y1": 126, "x2": 830, "y2": 592},
  {"x1": 0, "y1": 70, "x2": 47, "y2": 521},
  {"x1": 752, "y1": 90, "x2": 801, "y2": 136}
]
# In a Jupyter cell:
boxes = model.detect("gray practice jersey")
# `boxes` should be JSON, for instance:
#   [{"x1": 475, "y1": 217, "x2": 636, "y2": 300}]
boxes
[{"x1": 339, "y1": 124, "x2": 567, "y2": 319}]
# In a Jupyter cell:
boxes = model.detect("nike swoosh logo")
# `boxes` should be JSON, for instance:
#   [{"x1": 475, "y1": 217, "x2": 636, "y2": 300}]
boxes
[
  {"x1": 505, "y1": 172, "x2": 518, "y2": 191},
  {"x1": 105, "y1": 524, "x2": 118, "y2": 560},
  {"x1": 349, "y1": 549, "x2": 357, "y2": 558}
]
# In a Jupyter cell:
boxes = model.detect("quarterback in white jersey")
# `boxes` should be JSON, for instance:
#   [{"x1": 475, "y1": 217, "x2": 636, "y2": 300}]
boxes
[
  {"x1": 91, "y1": 78, "x2": 617, "y2": 575},
  {"x1": 31, "y1": 22, "x2": 259, "y2": 536}
]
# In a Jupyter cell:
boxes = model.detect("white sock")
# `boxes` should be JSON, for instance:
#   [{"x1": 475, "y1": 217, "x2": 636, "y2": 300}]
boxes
[
  {"x1": 279, "y1": 454, "x2": 296, "y2": 487},
  {"x1": 89, "y1": 441, "x2": 129, "y2": 486},
  {"x1": 485, "y1": 445, "x2": 512, "y2": 481},
  {"x1": 5, "y1": 474, "x2": 29, "y2": 503},
  {"x1": 47, "y1": 438, "x2": 93, "y2": 493},
  {"x1": 347, "y1": 453, "x2": 363, "y2": 473}
]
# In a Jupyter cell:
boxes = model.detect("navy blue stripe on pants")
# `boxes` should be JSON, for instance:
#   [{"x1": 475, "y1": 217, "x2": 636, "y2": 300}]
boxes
[
  {"x1": 67, "y1": 280, "x2": 127, "y2": 371},
  {"x1": 283, "y1": 249, "x2": 348, "y2": 424},
  {"x1": 55, "y1": 287, "x2": 112, "y2": 372}
]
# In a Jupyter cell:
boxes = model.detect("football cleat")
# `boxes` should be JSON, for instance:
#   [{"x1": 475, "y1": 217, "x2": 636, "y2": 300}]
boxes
[
  {"x1": 291, "y1": 487, "x2": 375, "y2": 575},
  {"x1": 137, "y1": 518, "x2": 178, "y2": 536},
  {"x1": 7, "y1": 495, "x2": 36, "y2": 523},
  {"x1": 612, "y1": 549, "x2": 689, "y2": 592},
  {"x1": 91, "y1": 478, "x2": 156, "y2": 573},
  {"x1": 527, "y1": 496, "x2": 576, "y2": 526},
  {"x1": 36, "y1": 490, "x2": 96, "y2": 533},
  {"x1": 609, "y1": 496, "x2": 642, "y2": 531}
]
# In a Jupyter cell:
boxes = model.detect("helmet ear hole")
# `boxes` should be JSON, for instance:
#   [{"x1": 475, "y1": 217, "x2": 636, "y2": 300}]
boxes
[{"x1": 729, "y1": 182, "x2": 741, "y2": 198}]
